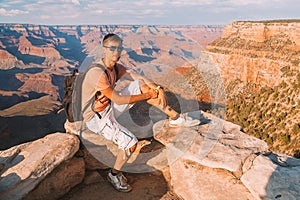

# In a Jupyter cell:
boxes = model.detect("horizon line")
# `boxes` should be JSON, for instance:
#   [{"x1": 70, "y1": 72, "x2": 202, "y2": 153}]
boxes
[{"x1": 1, "y1": 19, "x2": 299, "y2": 27}]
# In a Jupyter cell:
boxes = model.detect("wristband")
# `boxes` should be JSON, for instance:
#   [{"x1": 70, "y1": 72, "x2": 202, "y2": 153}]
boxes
[{"x1": 155, "y1": 85, "x2": 161, "y2": 94}]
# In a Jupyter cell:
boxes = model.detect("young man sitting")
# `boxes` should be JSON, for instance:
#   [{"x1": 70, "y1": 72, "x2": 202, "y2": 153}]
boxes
[{"x1": 81, "y1": 33, "x2": 200, "y2": 192}]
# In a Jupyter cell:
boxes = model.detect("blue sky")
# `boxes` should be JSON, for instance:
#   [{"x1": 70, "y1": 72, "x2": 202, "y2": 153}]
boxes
[{"x1": 0, "y1": 0, "x2": 299, "y2": 25}]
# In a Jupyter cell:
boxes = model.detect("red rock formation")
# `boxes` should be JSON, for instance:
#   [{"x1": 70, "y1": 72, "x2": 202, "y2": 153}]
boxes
[
  {"x1": 18, "y1": 35, "x2": 61, "y2": 59},
  {"x1": 15, "y1": 73, "x2": 58, "y2": 98},
  {"x1": 206, "y1": 20, "x2": 300, "y2": 88},
  {"x1": 0, "y1": 50, "x2": 24, "y2": 69},
  {"x1": 222, "y1": 21, "x2": 300, "y2": 45},
  {"x1": 173, "y1": 25, "x2": 223, "y2": 47},
  {"x1": 207, "y1": 52, "x2": 284, "y2": 87}
]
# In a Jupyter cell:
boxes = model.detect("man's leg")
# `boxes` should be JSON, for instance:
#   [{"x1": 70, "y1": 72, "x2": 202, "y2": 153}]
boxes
[
  {"x1": 139, "y1": 80, "x2": 200, "y2": 127},
  {"x1": 108, "y1": 140, "x2": 149, "y2": 192},
  {"x1": 108, "y1": 147, "x2": 133, "y2": 192},
  {"x1": 86, "y1": 111, "x2": 138, "y2": 192},
  {"x1": 127, "y1": 140, "x2": 151, "y2": 163},
  {"x1": 113, "y1": 148, "x2": 131, "y2": 172},
  {"x1": 107, "y1": 141, "x2": 136, "y2": 192},
  {"x1": 139, "y1": 80, "x2": 178, "y2": 118}
]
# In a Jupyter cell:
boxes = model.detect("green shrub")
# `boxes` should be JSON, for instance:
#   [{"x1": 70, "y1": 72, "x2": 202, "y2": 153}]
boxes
[
  {"x1": 280, "y1": 133, "x2": 291, "y2": 145},
  {"x1": 266, "y1": 137, "x2": 273, "y2": 145},
  {"x1": 292, "y1": 123, "x2": 300, "y2": 135}
]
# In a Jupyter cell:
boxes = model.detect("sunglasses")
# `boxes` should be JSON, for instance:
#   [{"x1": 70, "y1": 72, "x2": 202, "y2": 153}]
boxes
[{"x1": 103, "y1": 45, "x2": 123, "y2": 52}]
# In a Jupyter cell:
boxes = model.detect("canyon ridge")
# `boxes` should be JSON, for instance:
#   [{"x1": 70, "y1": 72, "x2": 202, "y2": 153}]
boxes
[
  {"x1": 0, "y1": 21, "x2": 299, "y2": 157},
  {"x1": 0, "y1": 20, "x2": 299, "y2": 200}
]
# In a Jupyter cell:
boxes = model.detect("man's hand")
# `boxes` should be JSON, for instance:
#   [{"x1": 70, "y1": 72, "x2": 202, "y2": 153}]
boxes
[
  {"x1": 147, "y1": 88, "x2": 158, "y2": 99},
  {"x1": 157, "y1": 88, "x2": 167, "y2": 108},
  {"x1": 146, "y1": 87, "x2": 166, "y2": 108},
  {"x1": 94, "y1": 92, "x2": 110, "y2": 112}
]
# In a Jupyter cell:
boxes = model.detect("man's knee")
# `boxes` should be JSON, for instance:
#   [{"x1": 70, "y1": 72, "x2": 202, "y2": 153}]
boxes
[
  {"x1": 139, "y1": 79, "x2": 150, "y2": 93},
  {"x1": 124, "y1": 143, "x2": 137, "y2": 158},
  {"x1": 129, "y1": 143, "x2": 137, "y2": 153}
]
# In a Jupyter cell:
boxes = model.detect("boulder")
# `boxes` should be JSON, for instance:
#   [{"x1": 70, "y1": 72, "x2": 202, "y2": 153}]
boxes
[
  {"x1": 152, "y1": 111, "x2": 272, "y2": 199},
  {"x1": 170, "y1": 158, "x2": 255, "y2": 200},
  {"x1": 24, "y1": 157, "x2": 85, "y2": 200},
  {"x1": 153, "y1": 111, "x2": 268, "y2": 173},
  {"x1": 0, "y1": 133, "x2": 80, "y2": 200},
  {"x1": 241, "y1": 153, "x2": 300, "y2": 200}
]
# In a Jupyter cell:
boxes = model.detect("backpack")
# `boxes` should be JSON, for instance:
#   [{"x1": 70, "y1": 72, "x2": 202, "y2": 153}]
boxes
[
  {"x1": 63, "y1": 70, "x2": 78, "y2": 122},
  {"x1": 63, "y1": 63, "x2": 118, "y2": 122}
]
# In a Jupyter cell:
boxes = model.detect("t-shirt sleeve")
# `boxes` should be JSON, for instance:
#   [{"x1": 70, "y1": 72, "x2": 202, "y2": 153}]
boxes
[{"x1": 87, "y1": 67, "x2": 110, "y2": 91}]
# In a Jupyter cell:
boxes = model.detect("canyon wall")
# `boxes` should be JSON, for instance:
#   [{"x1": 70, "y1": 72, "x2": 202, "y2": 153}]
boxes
[
  {"x1": 206, "y1": 20, "x2": 299, "y2": 88},
  {"x1": 205, "y1": 20, "x2": 300, "y2": 157}
]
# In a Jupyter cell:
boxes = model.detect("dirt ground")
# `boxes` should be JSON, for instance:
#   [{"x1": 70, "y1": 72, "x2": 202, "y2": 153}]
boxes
[{"x1": 61, "y1": 169, "x2": 182, "y2": 200}]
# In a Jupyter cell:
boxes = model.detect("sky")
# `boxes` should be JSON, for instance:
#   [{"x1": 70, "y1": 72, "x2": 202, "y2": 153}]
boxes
[{"x1": 0, "y1": 0, "x2": 299, "y2": 25}]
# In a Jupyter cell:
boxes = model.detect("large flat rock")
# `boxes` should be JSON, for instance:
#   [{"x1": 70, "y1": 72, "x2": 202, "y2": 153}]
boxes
[
  {"x1": 153, "y1": 111, "x2": 300, "y2": 199},
  {"x1": 153, "y1": 111, "x2": 268, "y2": 172},
  {"x1": 170, "y1": 158, "x2": 255, "y2": 200},
  {"x1": 0, "y1": 132, "x2": 80, "y2": 200}
]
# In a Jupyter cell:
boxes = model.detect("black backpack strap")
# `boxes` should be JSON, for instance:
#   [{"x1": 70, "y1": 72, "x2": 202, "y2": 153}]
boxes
[{"x1": 114, "y1": 63, "x2": 119, "y2": 81}]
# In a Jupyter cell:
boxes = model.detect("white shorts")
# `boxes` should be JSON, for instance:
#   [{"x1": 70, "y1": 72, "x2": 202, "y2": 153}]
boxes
[{"x1": 86, "y1": 80, "x2": 141, "y2": 150}]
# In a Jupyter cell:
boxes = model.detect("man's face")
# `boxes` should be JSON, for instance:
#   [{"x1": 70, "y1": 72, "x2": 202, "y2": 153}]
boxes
[{"x1": 103, "y1": 40, "x2": 123, "y2": 62}]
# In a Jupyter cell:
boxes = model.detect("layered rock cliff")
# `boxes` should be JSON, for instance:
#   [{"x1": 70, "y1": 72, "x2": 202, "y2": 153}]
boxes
[
  {"x1": 206, "y1": 20, "x2": 299, "y2": 87},
  {"x1": 205, "y1": 20, "x2": 300, "y2": 157}
]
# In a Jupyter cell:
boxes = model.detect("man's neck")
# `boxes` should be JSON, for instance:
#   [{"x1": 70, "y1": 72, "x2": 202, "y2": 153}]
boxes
[{"x1": 102, "y1": 58, "x2": 116, "y2": 69}]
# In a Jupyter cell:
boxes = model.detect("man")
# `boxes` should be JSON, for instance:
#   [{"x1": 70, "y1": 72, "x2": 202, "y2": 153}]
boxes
[{"x1": 81, "y1": 33, "x2": 200, "y2": 192}]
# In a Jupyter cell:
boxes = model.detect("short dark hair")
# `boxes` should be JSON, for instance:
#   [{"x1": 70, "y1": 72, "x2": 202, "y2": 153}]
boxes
[{"x1": 102, "y1": 33, "x2": 122, "y2": 45}]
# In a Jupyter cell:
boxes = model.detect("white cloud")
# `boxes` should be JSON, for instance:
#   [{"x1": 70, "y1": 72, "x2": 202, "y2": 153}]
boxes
[
  {"x1": 36, "y1": 0, "x2": 57, "y2": 4},
  {"x1": 0, "y1": 0, "x2": 299, "y2": 25},
  {"x1": 170, "y1": 0, "x2": 213, "y2": 6},
  {"x1": 5, "y1": 0, "x2": 26, "y2": 5},
  {"x1": 222, "y1": 0, "x2": 283, "y2": 6},
  {"x1": 91, "y1": 9, "x2": 103, "y2": 14},
  {"x1": 36, "y1": 0, "x2": 80, "y2": 5},
  {"x1": 67, "y1": 0, "x2": 80, "y2": 5},
  {"x1": 23, "y1": 3, "x2": 38, "y2": 11},
  {"x1": 40, "y1": 15, "x2": 51, "y2": 19},
  {"x1": 0, "y1": 8, "x2": 28, "y2": 16},
  {"x1": 0, "y1": 0, "x2": 25, "y2": 8}
]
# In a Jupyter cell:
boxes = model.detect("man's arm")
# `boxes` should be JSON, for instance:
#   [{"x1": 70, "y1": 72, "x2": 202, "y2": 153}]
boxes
[
  {"x1": 124, "y1": 69, "x2": 167, "y2": 108},
  {"x1": 100, "y1": 85, "x2": 158, "y2": 105}
]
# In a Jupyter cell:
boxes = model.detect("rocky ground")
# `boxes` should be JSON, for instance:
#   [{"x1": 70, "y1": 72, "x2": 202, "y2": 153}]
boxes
[
  {"x1": 2, "y1": 111, "x2": 299, "y2": 200},
  {"x1": 62, "y1": 169, "x2": 181, "y2": 200}
]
